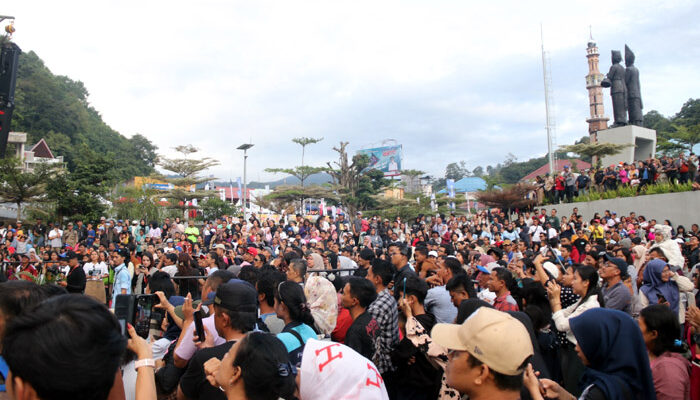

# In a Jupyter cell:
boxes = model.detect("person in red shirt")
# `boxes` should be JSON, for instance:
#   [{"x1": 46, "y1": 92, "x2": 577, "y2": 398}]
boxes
[
  {"x1": 488, "y1": 267, "x2": 519, "y2": 312},
  {"x1": 10, "y1": 254, "x2": 38, "y2": 281}
]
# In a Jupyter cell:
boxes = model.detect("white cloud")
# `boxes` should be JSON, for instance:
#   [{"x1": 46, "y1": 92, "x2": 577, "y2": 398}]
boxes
[{"x1": 4, "y1": 0, "x2": 700, "y2": 181}]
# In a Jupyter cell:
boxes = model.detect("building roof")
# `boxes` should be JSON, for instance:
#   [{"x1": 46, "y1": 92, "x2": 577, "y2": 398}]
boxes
[
  {"x1": 520, "y1": 159, "x2": 591, "y2": 182},
  {"x1": 30, "y1": 139, "x2": 55, "y2": 159},
  {"x1": 438, "y1": 176, "x2": 487, "y2": 194},
  {"x1": 214, "y1": 186, "x2": 254, "y2": 200}
]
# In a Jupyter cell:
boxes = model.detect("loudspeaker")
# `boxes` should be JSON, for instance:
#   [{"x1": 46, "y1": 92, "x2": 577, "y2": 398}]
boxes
[
  {"x1": 0, "y1": 106, "x2": 13, "y2": 158},
  {"x1": 0, "y1": 42, "x2": 21, "y2": 105}
]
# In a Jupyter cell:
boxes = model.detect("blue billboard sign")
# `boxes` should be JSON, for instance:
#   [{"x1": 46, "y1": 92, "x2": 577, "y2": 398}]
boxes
[{"x1": 357, "y1": 145, "x2": 402, "y2": 177}]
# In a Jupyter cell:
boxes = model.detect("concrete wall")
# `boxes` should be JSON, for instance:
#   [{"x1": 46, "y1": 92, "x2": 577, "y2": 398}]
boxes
[
  {"x1": 539, "y1": 191, "x2": 700, "y2": 226},
  {"x1": 597, "y1": 125, "x2": 656, "y2": 166}
]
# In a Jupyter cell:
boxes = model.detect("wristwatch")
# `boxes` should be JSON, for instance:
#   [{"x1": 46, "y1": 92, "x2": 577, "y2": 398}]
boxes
[{"x1": 134, "y1": 358, "x2": 156, "y2": 369}]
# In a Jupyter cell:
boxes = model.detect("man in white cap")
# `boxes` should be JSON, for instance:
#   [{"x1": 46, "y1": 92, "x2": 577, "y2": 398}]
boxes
[{"x1": 431, "y1": 307, "x2": 534, "y2": 400}]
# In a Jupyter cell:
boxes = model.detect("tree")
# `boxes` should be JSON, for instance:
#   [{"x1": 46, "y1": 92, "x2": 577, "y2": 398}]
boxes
[
  {"x1": 643, "y1": 110, "x2": 672, "y2": 132},
  {"x1": 129, "y1": 133, "x2": 159, "y2": 170},
  {"x1": 13, "y1": 51, "x2": 158, "y2": 182},
  {"x1": 675, "y1": 98, "x2": 700, "y2": 126},
  {"x1": 668, "y1": 123, "x2": 700, "y2": 152},
  {"x1": 475, "y1": 184, "x2": 538, "y2": 217},
  {"x1": 445, "y1": 161, "x2": 469, "y2": 181},
  {"x1": 559, "y1": 142, "x2": 633, "y2": 168},
  {"x1": 400, "y1": 169, "x2": 425, "y2": 193},
  {"x1": 0, "y1": 158, "x2": 59, "y2": 221},
  {"x1": 262, "y1": 184, "x2": 334, "y2": 214},
  {"x1": 472, "y1": 166, "x2": 484, "y2": 177},
  {"x1": 199, "y1": 197, "x2": 237, "y2": 221},
  {"x1": 157, "y1": 145, "x2": 219, "y2": 219},
  {"x1": 326, "y1": 142, "x2": 389, "y2": 215},
  {"x1": 47, "y1": 145, "x2": 117, "y2": 221},
  {"x1": 292, "y1": 137, "x2": 324, "y2": 185},
  {"x1": 264, "y1": 166, "x2": 328, "y2": 188}
]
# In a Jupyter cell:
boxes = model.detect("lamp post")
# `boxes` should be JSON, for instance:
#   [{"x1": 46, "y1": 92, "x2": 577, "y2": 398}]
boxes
[{"x1": 237, "y1": 143, "x2": 254, "y2": 222}]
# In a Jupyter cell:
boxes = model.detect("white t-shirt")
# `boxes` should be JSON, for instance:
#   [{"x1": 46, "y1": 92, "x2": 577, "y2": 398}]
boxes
[
  {"x1": 162, "y1": 265, "x2": 178, "y2": 277},
  {"x1": 83, "y1": 261, "x2": 109, "y2": 277}
]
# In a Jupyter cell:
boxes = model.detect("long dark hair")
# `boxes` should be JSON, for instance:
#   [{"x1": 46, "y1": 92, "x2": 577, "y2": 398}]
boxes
[
  {"x1": 640, "y1": 304, "x2": 688, "y2": 357},
  {"x1": 275, "y1": 281, "x2": 317, "y2": 332},
  {"x1": 574, "y1": 265, "x2": 604, "y2": 309},
  {"x1": 177, "y1": 252, "x2": 195, "y2": 276},
  {"x1": 233, "y1": 332, "x2": 297, "y2": 400}
]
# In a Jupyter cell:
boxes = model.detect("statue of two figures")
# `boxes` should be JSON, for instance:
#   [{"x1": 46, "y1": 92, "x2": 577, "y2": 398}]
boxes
[{"x1": 602, "y1": 45, "x2": 643, "y2": 127}]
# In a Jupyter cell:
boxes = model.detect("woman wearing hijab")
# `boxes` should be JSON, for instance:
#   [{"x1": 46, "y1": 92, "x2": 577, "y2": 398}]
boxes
[
  {"x1": 304, "y1": 275, "x2": 338, "y2": 336},
  {"x1": 524, "y1": 308, "x2": 655, "y2": 400},
  {"x1": 650, "y1": 225, "x2": 685, "y2": 269},
  {"x1": 298, "y1": 338, "x2": 389, "y2": 400},
  {"x1": 640, "y1": 258, "x2": 694, "y2": 324}
]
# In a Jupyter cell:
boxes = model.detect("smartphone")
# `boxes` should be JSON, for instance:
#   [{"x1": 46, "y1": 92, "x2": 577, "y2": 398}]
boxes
[
  {"x1": 114, "y1": 294, "x2": 159, "y2": 339},
  {"x1": 194, "y1": 310, "x2": 206, "y2": 342},
  {"x1": 134, "y1": 294, "x2": 158, "y2": 339},
  {"x1": 114, "y1": 294, "x2": 135, "y2": 336}
]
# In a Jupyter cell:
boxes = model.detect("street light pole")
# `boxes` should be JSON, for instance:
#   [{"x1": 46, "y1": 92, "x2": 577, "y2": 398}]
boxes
[{"x1": 237, "y1": 143, "x2": 254, "y2": 222}]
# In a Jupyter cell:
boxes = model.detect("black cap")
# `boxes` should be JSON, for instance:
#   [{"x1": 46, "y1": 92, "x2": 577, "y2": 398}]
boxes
[
  {"x1": 602, "y1": 253, "x2": 629, "y2": 278},
  {"x1": 66, "y1": 251, "x2": 79, "y2": 260},
  {"x1": 202, "y1": 281, "x2": 257, "y2": 312}
]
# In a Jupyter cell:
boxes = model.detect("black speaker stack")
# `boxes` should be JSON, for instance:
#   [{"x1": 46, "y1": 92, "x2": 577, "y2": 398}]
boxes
[{"x1": 0, "y1": 42, "x2": 21, "y2": 158}]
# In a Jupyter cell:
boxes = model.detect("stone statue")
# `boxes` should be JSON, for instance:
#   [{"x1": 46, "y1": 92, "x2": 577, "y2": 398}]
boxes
[
  {"x1": 625, "y1": 45, "x2": 643, "y2": 126},
  {"x1": 601, "y1": 50, "x2": 627, "y2": 127}
]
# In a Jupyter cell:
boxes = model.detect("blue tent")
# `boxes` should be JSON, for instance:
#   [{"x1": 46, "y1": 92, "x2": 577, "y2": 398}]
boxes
[{"x1": 437, "y1": 177, "x2": 487, "y2": 194}]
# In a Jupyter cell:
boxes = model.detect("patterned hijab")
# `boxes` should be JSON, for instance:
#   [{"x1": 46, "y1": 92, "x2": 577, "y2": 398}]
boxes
[{"x1": 304, "y1": 276, "x2": 338, "y2": 335}]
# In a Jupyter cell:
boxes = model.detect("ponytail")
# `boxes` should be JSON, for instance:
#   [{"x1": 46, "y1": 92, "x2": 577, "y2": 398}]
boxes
[{"x1": 276, "y1": 281, "x2": 318, "y2": 333}]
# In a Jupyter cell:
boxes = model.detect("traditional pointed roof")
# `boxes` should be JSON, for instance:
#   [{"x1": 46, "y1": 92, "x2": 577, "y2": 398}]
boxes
[
  {"x1": 520, "y1": 159, "x2": 591, "y2": 182},
  {"x1": 30, "y1": 138, "x2": 55, "y2": 159}
]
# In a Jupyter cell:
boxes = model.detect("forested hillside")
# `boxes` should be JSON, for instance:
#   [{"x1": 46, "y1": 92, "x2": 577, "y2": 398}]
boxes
[{"x1": 11, "y1": 50, "x2": 157, "y2": 180}]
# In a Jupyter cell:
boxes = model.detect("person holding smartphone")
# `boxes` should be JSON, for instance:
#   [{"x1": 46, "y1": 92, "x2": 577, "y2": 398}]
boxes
[{"x1": 178, "y1": 281, "x2": 258, "y2": 400}]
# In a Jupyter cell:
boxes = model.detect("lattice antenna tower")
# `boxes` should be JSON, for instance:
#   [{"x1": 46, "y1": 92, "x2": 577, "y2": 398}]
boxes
[{"x1": 541, "y1": 24, "x2": 557, "y2": 175}]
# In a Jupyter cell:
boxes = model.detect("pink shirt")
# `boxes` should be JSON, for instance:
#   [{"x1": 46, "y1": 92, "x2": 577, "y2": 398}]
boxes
[
  {"x1": 174, "y1": 314, "x2": 226, "y2": 361},
  {"x1": 620, "y1": 169, "x2": 629, "y2": 183},
  {"x1": 650, "y1": 352, "x2": 690, "y2": 400}
]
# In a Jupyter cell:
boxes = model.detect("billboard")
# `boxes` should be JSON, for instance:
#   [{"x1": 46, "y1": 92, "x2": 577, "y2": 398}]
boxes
[{"x1": 357, "y1": 145, "x2": 402, "y2": 177}]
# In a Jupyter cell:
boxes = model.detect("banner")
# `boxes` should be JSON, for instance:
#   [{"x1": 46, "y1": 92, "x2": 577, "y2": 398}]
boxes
[{"x1": 357, "y1": 145, "x2": 402, "y2": 177}]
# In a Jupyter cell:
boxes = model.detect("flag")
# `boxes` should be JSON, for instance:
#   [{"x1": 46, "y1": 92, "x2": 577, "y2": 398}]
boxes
[{"x1": 446, "y1": 179, "x2": 455, "y2": 198}]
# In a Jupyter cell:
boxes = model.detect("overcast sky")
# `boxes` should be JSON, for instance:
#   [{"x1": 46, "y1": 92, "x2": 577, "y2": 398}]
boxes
[{"x1": 6, "y1": 0, "x2": 700, "y2": 182}]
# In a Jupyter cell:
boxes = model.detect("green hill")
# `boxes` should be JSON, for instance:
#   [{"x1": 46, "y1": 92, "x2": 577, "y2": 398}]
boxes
[{"x1": 10, "y1": 49, "x2": 157, "y2": 180}]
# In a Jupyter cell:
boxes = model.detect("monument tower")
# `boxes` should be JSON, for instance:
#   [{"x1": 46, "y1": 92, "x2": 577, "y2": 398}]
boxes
[{"x1": 585, "y1": 33, "x2": 609, "y2": 143}]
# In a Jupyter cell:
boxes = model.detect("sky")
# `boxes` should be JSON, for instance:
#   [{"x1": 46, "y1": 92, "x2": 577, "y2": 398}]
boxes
[{"x1": 5, "y1": 0, "x2": 700, "y2": 182}]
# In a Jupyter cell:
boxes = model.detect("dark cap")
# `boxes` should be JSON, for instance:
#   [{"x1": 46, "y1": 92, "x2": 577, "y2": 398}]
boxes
[
  {"x1": 202, "y1": 281, "x2": 257, "y2": 312},
  {"x1": 602, "y1": 253, "x2": 629, "y2": 277}
]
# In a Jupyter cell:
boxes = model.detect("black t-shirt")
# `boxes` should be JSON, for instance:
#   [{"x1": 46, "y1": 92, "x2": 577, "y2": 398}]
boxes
[
  {"x1": 344, "y1": 311, "x2": 378, "y2": 361},
  {"x1": 353, "y1": 266, "x2": 368, "y2": 278},
  {"x1": 179, "y1": 341, "x2": 235, "y2": 400}
]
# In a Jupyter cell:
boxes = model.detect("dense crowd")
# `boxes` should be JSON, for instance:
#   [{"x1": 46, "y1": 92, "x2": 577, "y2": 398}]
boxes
[
  {"x1": 1, "y1": 206, "x2": 700, "y2": 400},
  {"x1": 532, "y1": 152, "x2": 700, "y2": 204}
]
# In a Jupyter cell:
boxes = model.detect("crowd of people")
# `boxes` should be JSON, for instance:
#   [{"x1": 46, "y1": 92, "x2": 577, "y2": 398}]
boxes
[
  {"x1": 532, "y1": 152, "x2": 700, "y2": 204},
  {"x1": 1, "y1": 206, "x2": 700, "y2": 400}
]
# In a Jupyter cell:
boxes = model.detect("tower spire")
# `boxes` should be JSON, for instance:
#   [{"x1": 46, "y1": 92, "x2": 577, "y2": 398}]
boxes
[{"x1": 585, "y1": 29, "x2": 609, "y2": 146}]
